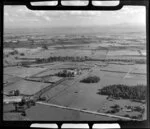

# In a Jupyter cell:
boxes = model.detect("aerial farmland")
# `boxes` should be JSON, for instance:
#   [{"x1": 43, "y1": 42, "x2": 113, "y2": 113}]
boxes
[{"x1": 3, "y1": 26, "x2": 147, "y2": 121}]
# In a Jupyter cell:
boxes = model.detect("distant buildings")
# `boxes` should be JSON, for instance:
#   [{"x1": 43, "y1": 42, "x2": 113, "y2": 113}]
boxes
[
  {"x1": 57, "y1": 69, "x2": 82, "y2": 77},
  {"x1": 67, "y1": 69, "x2": 82, "y2": 76}
]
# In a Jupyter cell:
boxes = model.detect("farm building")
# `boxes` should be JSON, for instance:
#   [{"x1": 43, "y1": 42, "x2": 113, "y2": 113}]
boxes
[
  {"x1": 57, "y1": 69, "x2": 82, "y2": 77},
  {"x1": 3, "y1": 96, "x2": 23, "y2": 104}
]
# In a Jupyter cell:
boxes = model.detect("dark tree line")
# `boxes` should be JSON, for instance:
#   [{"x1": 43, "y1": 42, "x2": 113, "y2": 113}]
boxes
[
  {"x1": 33, "y1": 55, "x2": 146, "y2": 65},
  {"x1": 98, "y1": 84, "x2": 146, "y2": 100},
  {"x1": 80, "y1": 76, "x2": 100, "y2": 83},
  {"x1": 42, "y1": 44, "x2": 48, "y2": 50},
  {"x1": 35, "y1": 56, "x2": 89, "y2": 63},
  {"x1": 90, "y1": 58, "x2": 146, "y2": 64}
]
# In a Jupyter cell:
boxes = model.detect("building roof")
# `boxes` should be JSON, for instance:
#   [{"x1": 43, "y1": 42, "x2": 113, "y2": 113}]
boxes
[{"x1": 3, "y1": 96, "x2": 23, "y2": 104}]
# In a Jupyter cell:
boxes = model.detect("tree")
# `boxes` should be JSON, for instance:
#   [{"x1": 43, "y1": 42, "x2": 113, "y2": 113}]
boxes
[
  {"x1": 14, "y1": 90, "x2": 20, "y2": 96},
  {"x1": 21, "y1": 111, "x2": 26, "y2": 116},
  {"x1": 42, "y1": 44, "x2": 48, "y2": 50},
  {"x1": 13, "y1": 103, "x2": 18, "y2": 111},
  {"x1": 20, "y1": 53, "x2": 24, "y2": 56}
]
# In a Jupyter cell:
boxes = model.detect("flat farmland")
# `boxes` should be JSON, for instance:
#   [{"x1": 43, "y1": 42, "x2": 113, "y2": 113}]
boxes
[
  {"x1": 100, "y1": 64, "x2": 146, "y2": 74},
  {"x1": 107, "y1": 50, "x2": 141, "y2": 56},
  {"x1": 4, "y1": 79, "x2": 50, "y2": 95},
  {"x1": 3, "y1": 29, "x2": 147, "y2": 121},
  {"x1": 39, "y1": 62, "x2": 146, "y2": 117},
  {"x1": 4, "y1": 66, "x2": 46, "y2": 78},
  {"x1": 33, "y1": 69, "x2": 60, "y2": 77},
  {"x1": 4, "y1": 74, "x2": 22, "y2": 84},
  {"x1": 25, "y1": 103, "x2": 119, "y2": 121},
  {"x1": 3, "y1": 74, "x2": 22, "y2": 87}
]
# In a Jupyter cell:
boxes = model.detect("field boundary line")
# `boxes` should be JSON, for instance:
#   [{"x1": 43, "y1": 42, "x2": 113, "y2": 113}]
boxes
[{"x1": 100, "y1": 69, "x2": 146, "y2": 75}]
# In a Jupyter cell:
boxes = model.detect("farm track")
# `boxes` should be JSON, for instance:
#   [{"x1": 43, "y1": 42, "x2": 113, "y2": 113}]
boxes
[
  {"x1": 46, "y1": 78, "x2": 79, "y2": 104},
  {"x1": 4, "y1": 65, "x2": 18, "y2": 68},
  {"x1": 46, "y1": 78, "x2": 80, "y2": 102},
  {"x1": 46, "y1": 70, "x2": 91, "y2": 103},
  {"x1": 28, "y1": 62, "x2": 64, "y2": 78},
  {"x1": 32, "y1": 78, "x2": 68, "y2": 101},
  {"x1": 24, "y1": 78, "x2": 54, "y2": 84},
  {"x1": 100, "y1": 69, "x2": 146, "y2": 75}
]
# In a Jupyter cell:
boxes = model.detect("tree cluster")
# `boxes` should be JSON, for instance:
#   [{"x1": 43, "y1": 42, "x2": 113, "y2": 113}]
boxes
[
  {"x1": 9, "y1": 50, "x2": 19, "y2": 55},
  {"x1": 80, "y1": 76, "x2": 100, "y2": 83},
  {"x1": 35, "y1": 56, "x2": 89, "y2": 63},
  {"x1": 42, "y1": 44, "x2": 48, "y2": 50},
  {"x1": 56, "y1": 70, "x2": 75, "y2": 77},
  {"x1": 98, "y1": 84, "x2": 146, "y2": 100}
]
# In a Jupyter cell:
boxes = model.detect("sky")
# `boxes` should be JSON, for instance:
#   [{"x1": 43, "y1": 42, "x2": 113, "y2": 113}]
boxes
[{"x1": 4, "y1": 1, "x2": 146, "y2": 28}]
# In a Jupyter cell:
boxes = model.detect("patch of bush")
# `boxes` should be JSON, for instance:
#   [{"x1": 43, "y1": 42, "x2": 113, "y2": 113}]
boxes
[
  {"x1": 15, "y1": 57, "x2": 18, "y2": 59},
  {"x1": 97, "y1": 84, "x2": 146, "y2": 100},
  {"x1": 110, "y1": 104, "x2": 120, "y2": 109},
  {"x1": 124, "y1": 114, "x2": 130, "y2": 117},
  {"x1": 130, "y1": 116, "x2": 139, "y2": 119},
  {"x1": 38, "y1": 97, "x2": 47, "y2": 101},
  {"x1": 106, "y1": 108, "x2": 119, "y2": 114},
  {"x1": 21, "y1": 111, "x2": 26, "y2": 116},
  {"x1": 5, "y1": 54, "x2": 9, "y2": 57},
  {"x1": 42, "y1": 44, "x2": 48, "y2": 50},
  {"x1": 80, "y1": 76, "x2": 100, "y2": 83},
  {"x1": 9, "y1": 50, "x2": 19, "y2": 55},
  {"x1": 124, "y1": 114, "x2": 142, "y2": 120},
  {"x1": 133, "y1": 106, "x2": 145, "y2": 113},
  {"x1": 56, "y1": 70, "x2": 75, "y2": 77},
  {"x1": 20, "y1": 53, "x2": 25, "y2": 56}
]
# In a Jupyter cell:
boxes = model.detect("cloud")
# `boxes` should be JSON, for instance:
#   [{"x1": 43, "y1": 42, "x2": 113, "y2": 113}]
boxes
[
  {"x1": 119, "y1": 6, "x2": 145, "y2": 14},
  {"x1": 6, "y1": 18, "x2": 14, "y2": 22},
  {"x1": 68, "y1": 11, "x2": 101, "y2": 17},
  {"x1": 4, "y1": 5, "x2": 146, "y2": 27},
  {"x1": 34, "y1": 11, "x2": 46, "y2": 16},
  {"x1": 43, "y1": 16, "x2": 51, "y2": 21}
]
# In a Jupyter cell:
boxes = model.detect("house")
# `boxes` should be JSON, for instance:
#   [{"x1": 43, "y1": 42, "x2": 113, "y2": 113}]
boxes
[
  {"x1": 124, "y1": 109, "x2": 132, "y2": 112},
  {"x1": 67, "y1": 69, "x2": 82, "y2": 76}
]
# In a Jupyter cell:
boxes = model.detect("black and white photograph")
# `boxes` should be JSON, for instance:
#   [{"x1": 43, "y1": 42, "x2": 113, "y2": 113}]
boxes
[{"x1": 2, "y1": 0, "x2": 148, "y2": 123}]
